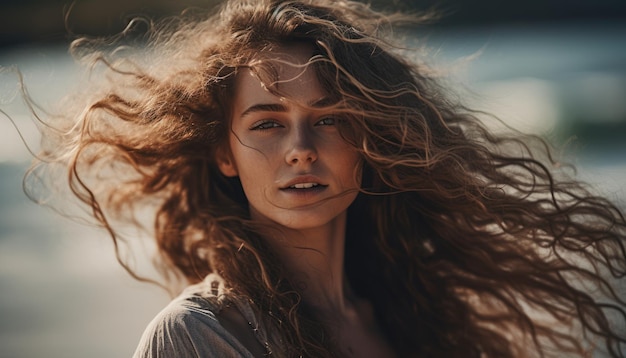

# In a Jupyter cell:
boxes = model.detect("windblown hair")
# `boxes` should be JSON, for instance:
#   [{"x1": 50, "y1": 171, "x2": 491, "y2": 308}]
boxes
[{"x1": 29, "y1": 0, "x2": 626, "y2": 357}]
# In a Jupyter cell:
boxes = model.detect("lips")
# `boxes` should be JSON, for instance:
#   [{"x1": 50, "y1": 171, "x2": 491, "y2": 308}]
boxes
[
  {"x1": 289, "y1": 182, "x2": 320, "y2": 189},
  {"x1": 280, "y1": 175, "x2": 327, "y2": 190}
]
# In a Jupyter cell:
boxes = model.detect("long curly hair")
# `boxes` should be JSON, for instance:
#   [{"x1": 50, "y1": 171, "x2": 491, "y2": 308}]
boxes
[{"x1": 28, "y1": 0, "x2": 626, "y2": 356}]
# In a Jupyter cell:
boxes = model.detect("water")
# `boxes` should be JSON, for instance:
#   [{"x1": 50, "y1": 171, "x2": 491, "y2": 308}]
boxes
[{"x1": 1, "y1": 22, "x2": 625, "y2": 357}]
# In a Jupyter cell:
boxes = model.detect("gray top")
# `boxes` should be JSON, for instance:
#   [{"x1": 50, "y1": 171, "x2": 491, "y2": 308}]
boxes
[{"x1": 133, "y1": 274, "x2": 268, "y2": 358}]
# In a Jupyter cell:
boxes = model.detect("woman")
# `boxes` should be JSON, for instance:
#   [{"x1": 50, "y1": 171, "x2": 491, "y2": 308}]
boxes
[{"x1": 29, "y1": 0, "x2": 626, "y2": 357}]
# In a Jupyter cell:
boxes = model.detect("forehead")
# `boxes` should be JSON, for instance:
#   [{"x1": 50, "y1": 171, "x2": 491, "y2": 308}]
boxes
[{"x1": 232, "y1": 43, "x2": 326, "y2": 112}]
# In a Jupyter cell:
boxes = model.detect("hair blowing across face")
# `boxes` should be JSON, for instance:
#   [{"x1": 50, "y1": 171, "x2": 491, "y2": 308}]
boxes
[{"x1": 28, "y1": 0, "x2": 626, "y2": 357}]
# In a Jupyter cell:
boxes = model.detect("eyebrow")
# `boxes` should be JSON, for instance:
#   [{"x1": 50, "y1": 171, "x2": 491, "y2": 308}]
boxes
[
  {"x1": 239, "y1": 97, "x2": 336, "y2": 119},
  {"x1": 239, "y1": 103, "x2": 287, "y2": 118}
]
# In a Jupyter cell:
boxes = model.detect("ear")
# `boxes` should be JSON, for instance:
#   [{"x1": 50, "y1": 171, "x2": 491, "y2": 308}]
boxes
[{"x1": 216, "y1": 146, "x2": 238, "y2": 177}]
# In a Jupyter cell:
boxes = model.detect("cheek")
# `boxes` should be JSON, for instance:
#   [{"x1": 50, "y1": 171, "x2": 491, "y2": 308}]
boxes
[
  {"x1": 235, "y1": 160, "x2": 269, "y2": 209},
  {"x1": 326, "y1": 154, "x2": 362, "y2": 192},
  {"x1": 231, "y1": 132, "x2": 282, "y2": 162},
  {"x1": 346, "y1": 150, "x2": 364, "y2": 186},
  {"x1": 332, "y1": 145, "x2": 362, "y2": 175},
  {"x1": 230, "y1": 143, "x2": 274, "y2": 196}
]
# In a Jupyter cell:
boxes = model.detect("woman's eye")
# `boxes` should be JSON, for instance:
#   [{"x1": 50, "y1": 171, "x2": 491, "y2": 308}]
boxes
[
  {"x1": 251, "y1": 120, "x2": 281, "y2": 130},
  {"x1": 316, "y1": 117, "x2": 336, "y2": 126}
]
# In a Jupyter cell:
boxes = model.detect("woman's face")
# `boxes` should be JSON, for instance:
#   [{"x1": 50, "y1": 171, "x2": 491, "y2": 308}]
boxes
[{"x1": 217, "y1": 44, "x2": 361, "y2": 231}]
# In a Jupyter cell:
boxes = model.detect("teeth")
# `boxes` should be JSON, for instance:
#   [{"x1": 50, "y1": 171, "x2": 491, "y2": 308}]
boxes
[{"x1": 290, "y1": 183, "x2": 318, "y2": 189}]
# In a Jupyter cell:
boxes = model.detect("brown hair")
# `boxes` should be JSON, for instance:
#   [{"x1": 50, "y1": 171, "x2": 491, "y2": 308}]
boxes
[{"x1": 29, "y1": 0, "x2": 626, "y2": 357}]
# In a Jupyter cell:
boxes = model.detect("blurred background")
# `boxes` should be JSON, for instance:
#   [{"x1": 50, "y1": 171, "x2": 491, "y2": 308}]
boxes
[{"x1": 1, "y1": 0, "x2": 626, "y2": 357}]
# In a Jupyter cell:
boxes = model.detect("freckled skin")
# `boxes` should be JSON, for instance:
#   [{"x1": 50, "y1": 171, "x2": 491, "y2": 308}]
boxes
[
  {"x1": 216, "y1": 44, "x2": 395, "y2": 358},
  {"x1": 218, "y1": 44, "x2": 361, "y2": 231}
]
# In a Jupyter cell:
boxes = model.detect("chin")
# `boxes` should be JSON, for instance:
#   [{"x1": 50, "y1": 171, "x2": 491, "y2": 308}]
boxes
[{"x1": 276, "y1": 211, "x2": 347, "y2": 231}]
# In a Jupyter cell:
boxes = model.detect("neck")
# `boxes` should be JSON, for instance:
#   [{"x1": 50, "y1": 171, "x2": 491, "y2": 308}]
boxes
[{"x1": 262, "y1": 211, "x2": 354, "y2": 315}]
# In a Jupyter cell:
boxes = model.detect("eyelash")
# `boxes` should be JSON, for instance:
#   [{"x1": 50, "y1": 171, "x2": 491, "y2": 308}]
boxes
[
  {"x1": 250, "y1": 120, "x2": 281, "y2": 130},
  {"x1": 250, "y1": 117, "x2": 337, "y2": 130},
  {"x1": 316, "y1": 117, "x2": 336, "y2": 126}
]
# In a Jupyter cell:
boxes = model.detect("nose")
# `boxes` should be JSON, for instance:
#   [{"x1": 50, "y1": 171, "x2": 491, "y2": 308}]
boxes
[{"x1": 285, "y1": 124, "x2": 318, "y2": 165}]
